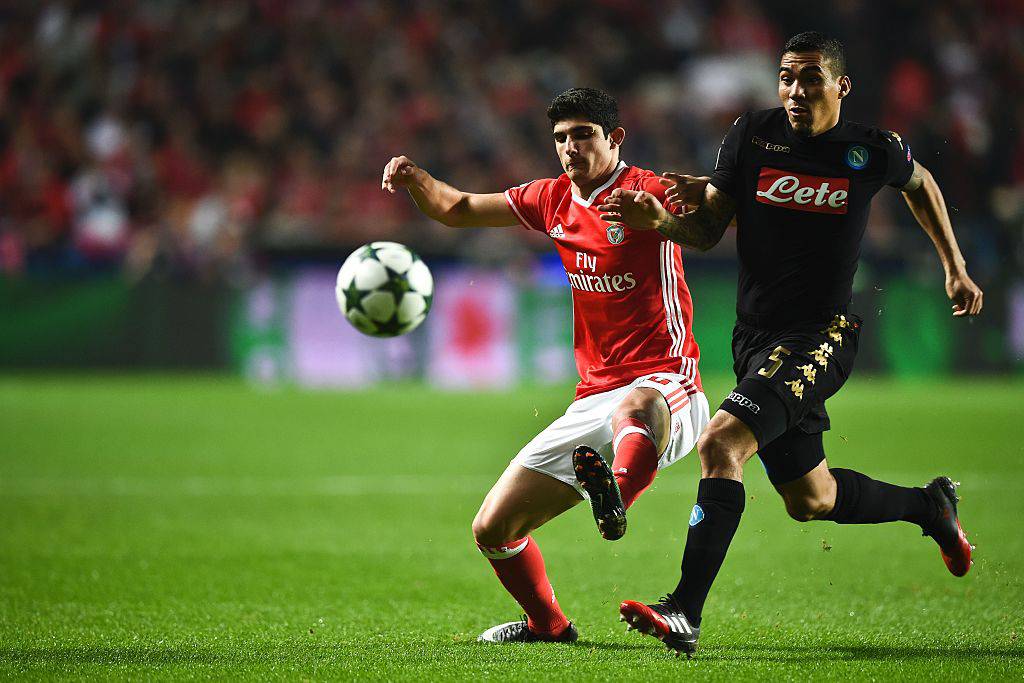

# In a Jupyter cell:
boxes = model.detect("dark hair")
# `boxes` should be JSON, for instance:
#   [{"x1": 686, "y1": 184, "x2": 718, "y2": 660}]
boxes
[
  {"x1": 546, "y1": 87, "x2": 620, "y2": 137},
  {"x1": 782, "y1": 31, "x2": 846, "y2": 78}
]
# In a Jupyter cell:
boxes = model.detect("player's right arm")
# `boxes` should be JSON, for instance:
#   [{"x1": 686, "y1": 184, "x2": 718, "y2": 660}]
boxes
[
  {"x1": 597, "y1": 181, "x2": 735, "y2": 252},
  {"x1": 654, "y1": 181, "x2": 735, "y2": 251},
  {"x1": 600, "y1": 113, "x2": 745, "y2": 251},
  {"x1": 381, "y1": 156, "x2": 518, "y2": 228}
]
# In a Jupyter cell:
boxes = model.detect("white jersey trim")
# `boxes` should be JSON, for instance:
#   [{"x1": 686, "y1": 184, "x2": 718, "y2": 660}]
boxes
[
  {"x1": 667, "y1": 241, "x2": 687, "y2": 356},
  {"x1": 504, "y1": 187, "x2": 542, "y2": 233},
  {"x1": 660, "y1": 241, "x2": 687, "y2": 358},
  {"x1": 571, "y1": 160, "x2": 627, "y2": 208}
]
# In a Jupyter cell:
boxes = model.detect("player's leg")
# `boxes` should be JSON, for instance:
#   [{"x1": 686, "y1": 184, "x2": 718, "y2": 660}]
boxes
[
  {"x1": 608, "y1": 387, "x2": 670, "y2": 507},
  {"x1": 619, "y1": 408, "x2": 757, "y2": 655},
  {"x1": 473, "y1": 462, "x2": 582, "y2": 642},
  {"x1": 572, "y1": 386, "x2": 670, "y2": 540},
  {"x1": 673, "y1": 410, "x2": 757, "y2": 614},
  {"x1": 765, "y1": 430, "x2": 973, "y2": 576}
]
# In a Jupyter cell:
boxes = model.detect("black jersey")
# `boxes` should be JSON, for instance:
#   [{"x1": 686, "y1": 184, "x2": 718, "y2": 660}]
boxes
[{"x1": 709, "y1": 107, "x2": 914, "y2": 327}]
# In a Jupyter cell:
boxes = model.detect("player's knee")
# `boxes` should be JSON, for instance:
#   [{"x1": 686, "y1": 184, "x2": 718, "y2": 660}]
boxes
[
  {"x1": 612, "y1": 395, "x2": 658, "y2": 432},
  {"x1": 783, "y1": 494, "x2": 833, "y2": 522},
  {"x1": 611, "y1": 402, "x2": 644, "y2": 428},
  {"x1": 697, "y1": 428, "x2": 744, "y2": 476},
  {"x1": 472, "y1": 510, "x2": 520, "y2": 547}
]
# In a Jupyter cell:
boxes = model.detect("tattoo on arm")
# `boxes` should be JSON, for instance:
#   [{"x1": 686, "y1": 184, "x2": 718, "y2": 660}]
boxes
[
  {"x1": 654, "y1": 185, "x2": 736, "y2": 251},
  {"x1": 902, "y1": 160, "x2": 925, "y2": 192}
]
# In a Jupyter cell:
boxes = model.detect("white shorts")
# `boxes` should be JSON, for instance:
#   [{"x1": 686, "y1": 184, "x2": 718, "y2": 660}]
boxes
[{"x1": 513, "y1": 372, "x2": 711, "y2": 498}]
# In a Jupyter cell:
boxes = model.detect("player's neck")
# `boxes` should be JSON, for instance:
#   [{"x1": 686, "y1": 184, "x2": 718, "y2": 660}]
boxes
[
  {"x1": 572, "y1": 158, "x2": 622, "y2": 200},
  {"x1": 810, "y1": 110, "x2": 841, "y2": 137}
]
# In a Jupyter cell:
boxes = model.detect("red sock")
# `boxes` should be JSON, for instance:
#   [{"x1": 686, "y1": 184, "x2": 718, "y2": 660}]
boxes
[
  {"x1": 477, "y1": 537, "x2": 569, "y2": 636},
  {"x1": 612, "y1": 417, "x2": 660, "y2": 509}
]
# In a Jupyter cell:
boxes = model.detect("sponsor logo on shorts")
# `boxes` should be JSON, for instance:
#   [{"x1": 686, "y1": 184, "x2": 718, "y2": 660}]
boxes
[
  {"x1": 726, "y1": 391, "x2": 760, "y2": 414},
  {"x1": 689, "y1": 504, "x2": 705, "y2": 527}
]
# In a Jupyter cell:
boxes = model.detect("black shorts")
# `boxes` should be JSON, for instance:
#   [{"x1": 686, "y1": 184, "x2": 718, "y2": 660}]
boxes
[{"x1": 718, "y1": 313, "x2": 861, "y2": 485}]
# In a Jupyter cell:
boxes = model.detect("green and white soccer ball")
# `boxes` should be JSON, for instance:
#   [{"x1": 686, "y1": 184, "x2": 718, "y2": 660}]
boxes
[{"x1": 336, "y1": 241, "x2": 434, "y2": 337}]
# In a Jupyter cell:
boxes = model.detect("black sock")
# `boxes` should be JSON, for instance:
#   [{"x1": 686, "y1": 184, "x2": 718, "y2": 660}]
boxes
[
  {"x1": 670, "y1": 477, "x2": 745, "y2": 626},
  {"x1": 826, "y1": 468, "x2": 938, "y2": 527}
]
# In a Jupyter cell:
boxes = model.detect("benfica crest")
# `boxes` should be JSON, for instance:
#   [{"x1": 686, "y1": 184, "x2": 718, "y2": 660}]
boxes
[{"x1": 606, "y1": 224, "x2": 624, "y2": 245}]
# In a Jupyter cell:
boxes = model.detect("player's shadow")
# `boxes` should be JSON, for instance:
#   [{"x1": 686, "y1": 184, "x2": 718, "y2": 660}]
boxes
[
  {"x1": 456, "y1": 639, "x2": 650, "y2": 652},
  {"x1": 708, "y1": 642, "x2": 1024, "y2": 663},
  {"x1": 573, "y1": 639, "x2": 653, "y2": 652},
  {"x1": 0, "y1": 645, "x2": 246, "y2": 668}
]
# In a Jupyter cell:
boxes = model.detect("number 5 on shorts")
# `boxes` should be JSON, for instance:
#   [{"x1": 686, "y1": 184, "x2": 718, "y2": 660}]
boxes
[{"x1": 758, "y1": 345, "x2": 791, "y2": 379}]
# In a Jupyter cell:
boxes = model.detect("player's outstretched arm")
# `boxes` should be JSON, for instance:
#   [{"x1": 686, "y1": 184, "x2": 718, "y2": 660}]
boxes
[
  {"x1": 660, "y1": 173, "x2": 711, "y2": 211},
  {"x1": 381, "y1": 155, "x2": 518, "y2": 228},
  {"x1": 598, "y1": 182, "x2": 735, "y2": 252},
  {"x1": 900, "y1": 161, "x2": 984, "y2": 317}
]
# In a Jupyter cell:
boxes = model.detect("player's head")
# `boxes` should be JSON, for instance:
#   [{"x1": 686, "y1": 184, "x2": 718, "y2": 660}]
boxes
[
  {"x1": 778, "y1": 31, "x2": 851, "y2": 137},
  {"x1": 547, "y1": 87, "x2": 625, "y2": 185}
]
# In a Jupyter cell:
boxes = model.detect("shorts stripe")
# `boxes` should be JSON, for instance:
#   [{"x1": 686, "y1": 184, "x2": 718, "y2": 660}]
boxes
[
  {"x1": 664, "y1": 387, "x2": 686, "y2": 401},
  {"x1": 669, "y1": 397, "x2": 691, "y2": 413}
]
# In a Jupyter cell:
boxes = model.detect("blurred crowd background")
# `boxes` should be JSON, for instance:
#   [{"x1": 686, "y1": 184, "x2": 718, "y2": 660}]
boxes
[
  {"x1": 1, "y1": 0, "x2": 1022, "y2": 377},
  {"x1": 2, "y1": 0, "x2": 1022, "y2": 277}
]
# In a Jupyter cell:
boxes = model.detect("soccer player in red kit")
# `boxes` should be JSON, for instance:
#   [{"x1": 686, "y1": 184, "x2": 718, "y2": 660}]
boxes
[{"x1": 381, "y1": 88, "x2": 709, "y2": 643}]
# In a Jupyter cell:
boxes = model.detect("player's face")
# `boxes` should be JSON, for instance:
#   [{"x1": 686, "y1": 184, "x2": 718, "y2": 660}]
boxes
[
  {"x1": 552, "y1": 118, "x2": 622, "y2": 185},
  {"x1": 778, "y1": 51, "x2": 850, "y2": 136}
]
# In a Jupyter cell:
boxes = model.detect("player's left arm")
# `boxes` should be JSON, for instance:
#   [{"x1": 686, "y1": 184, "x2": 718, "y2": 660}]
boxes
[{"x1": 900, "y1": 160, "x2": 984, "y2": 316}]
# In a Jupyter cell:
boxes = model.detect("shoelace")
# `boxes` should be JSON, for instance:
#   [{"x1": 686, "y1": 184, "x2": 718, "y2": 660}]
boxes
[
  {"x1": 656, "y1": 595, "x2": 680, "y2": 611},
  {"x1": 494, "y1": 616, "x2": 531, "y2": 641}
]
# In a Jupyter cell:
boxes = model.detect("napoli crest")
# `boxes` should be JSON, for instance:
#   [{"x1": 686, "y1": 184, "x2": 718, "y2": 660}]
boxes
[
  {"x1": 846, "y1": 145, "x2": 870, "y2": 170},
  {"x1": 607, "y1": 224, "x2": 625, "y2": 245},
  {"x1": 689, "y1": 504, "x2": 705, "y2": 527}
]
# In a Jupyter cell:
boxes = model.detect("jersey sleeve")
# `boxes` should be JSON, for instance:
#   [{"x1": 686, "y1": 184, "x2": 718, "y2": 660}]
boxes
[
  {"x1": 882, "y1": 129, "x2": 915, "y2": 188},
  {"x1": 504, "y1": 179, "x2": 554, "y2": 233},
  {"x1": 708, "y1": 113, "x2": 748, "y2": 199}
]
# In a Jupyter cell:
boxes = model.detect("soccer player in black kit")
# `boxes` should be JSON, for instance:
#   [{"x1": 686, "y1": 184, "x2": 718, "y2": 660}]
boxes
[{"x1": 596, "y1": 32, "x2": 984, "y2": 656}]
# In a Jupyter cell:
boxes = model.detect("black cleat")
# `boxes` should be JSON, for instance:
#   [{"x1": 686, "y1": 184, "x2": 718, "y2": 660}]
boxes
[
  {"x1": 572, "y1": 445, "x2": 627, "y2": 541},
  {"x1": 619, "y1": 595, "x2": 699, "y2": 658},
  {"x1": 476, "y1": 617, "x2": 579, "y2": 643},
  {"x1": 921, "y1": 476, "x2": 973, "y2": 577}
]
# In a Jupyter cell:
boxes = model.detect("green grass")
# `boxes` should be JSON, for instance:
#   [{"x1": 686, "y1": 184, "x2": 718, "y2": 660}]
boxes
[{"x1": 1, "y1": 374, "x2": 1023, "y2": 680}]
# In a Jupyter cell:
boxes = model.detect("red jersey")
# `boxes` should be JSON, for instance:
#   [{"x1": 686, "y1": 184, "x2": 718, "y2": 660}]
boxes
[{"x1": 505, "y1": 161, "x2": 701, "y2": 399}]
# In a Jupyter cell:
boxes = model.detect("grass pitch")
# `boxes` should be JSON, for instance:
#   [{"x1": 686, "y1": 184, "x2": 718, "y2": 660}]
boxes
[{"x1": 1, "y1": 374, "x2": 1023, "y2": 680}]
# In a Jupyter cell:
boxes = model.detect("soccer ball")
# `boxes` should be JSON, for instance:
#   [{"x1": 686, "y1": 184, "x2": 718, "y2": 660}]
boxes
[{"x1": 336, "y1": 241, "x2": 434, "y2": 337}]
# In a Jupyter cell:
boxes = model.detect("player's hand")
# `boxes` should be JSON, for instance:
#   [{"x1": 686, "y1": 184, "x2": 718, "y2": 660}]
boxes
[
  {"x1": 659, "y1": 173, "x2": 710, "y2": 211},
  {"x1": 598, "y1": 188, "x2": 667, "y2": 230},
  {"x1": 946, "y1": 270, "x2": 983, "y2": 317},
  {"x1": 381, "y1": 156, "x2": 420, "y2": 194}
]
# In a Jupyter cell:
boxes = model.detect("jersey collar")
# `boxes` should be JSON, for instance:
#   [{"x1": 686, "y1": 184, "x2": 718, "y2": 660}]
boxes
[{"x1": 571, "y1": 160, "x2": 628, "y2": 208}]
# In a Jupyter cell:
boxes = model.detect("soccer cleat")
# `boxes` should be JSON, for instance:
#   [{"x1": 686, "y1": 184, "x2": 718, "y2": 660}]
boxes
[
  {"x1": 476, "y1": 617, "x2": 579, "y2": 643},
  {"x1": 619, "y1": 595, "x2": 699, "y2": 657},
  {"x1": 921, "y1": 476, "x2": 973, "y2": 577},
  {"x1": 572, "y1": 445, "x2": 627, "y2": 541}
]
